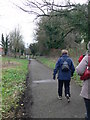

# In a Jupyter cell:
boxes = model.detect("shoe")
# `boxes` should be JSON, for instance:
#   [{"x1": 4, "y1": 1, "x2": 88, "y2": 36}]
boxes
[
  {"x1": 85, "y1": 113, "x2": 88, "y2": 120},
  {"x1": 66, "y1": 94, "x2": 70, "y2": 103},
  {"x1": 67, "y1": 98, "x2": 70, "y2": 103},
  {"x1": 58, "y1": 96, "x2": 62, "y2": 100}
]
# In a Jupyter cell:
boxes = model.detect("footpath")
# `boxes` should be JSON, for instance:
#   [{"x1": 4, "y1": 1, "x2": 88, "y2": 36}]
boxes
[{"x1": 22, "y1": 59, "x2": 86, "y2": 119}]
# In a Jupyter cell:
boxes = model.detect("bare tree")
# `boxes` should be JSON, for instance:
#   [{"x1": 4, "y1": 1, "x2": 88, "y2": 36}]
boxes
[
  {"x1": 9, "y1": 28, "x2": 25, "y2": 57},
  {"x1": 16, "y1": 0, "x2": 76, "y2": 19}
]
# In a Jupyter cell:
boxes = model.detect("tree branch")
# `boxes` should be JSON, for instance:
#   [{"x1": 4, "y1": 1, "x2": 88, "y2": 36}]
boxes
[
  {"x1": 63, "y1": 28, "x2": 74, "y2": 38},
  {"x1": 15, "y1": 0, "x2": 77, "y2": 19}
]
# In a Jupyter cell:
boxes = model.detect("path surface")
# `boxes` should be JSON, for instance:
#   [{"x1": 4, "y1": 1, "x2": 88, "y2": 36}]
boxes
[{"x1": 25, "y1": 59, "x2": 86, "y2": 118}]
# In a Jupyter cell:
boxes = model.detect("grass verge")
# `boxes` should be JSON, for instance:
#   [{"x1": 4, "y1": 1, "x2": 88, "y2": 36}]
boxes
[{"x1": 2, "y1": 57, "x2": 28, "y2": 119}]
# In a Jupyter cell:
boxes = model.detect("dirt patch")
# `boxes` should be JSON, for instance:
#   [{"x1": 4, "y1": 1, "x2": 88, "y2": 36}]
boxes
[{"x1": 2, "y1": 61, "x2": 21, "y2": 69}]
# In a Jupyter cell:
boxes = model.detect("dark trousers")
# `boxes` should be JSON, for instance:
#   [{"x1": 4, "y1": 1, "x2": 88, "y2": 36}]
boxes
[
  {"x1": 58, "y1": 80, "x2": 70, "y2": 97},
  {"x1": 84, "y1": 98, "x2": 90, "y2": 120}
]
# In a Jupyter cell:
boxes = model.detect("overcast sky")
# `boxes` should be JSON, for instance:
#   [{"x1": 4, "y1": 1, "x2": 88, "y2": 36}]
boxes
[{"x1": 0, "y1": 0, "x2": 88, "y2": 47}]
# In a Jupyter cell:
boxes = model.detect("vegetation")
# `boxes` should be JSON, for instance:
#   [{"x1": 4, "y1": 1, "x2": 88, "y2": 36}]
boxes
[
  {"x1": 25, "y1": 2, "x2": 88, "y2": 56},
  {"x1": 15, "y1": 0, "x2": 89, "y2": 56},
  {"x1": 1, "y1": 1, "x2": 89, "y2": 57},
  {"x1": 37, "y1": 56, "x2": 56, "y2": 69},
  {"x1": 2, "y1": 57, "x2": 28, "y2": 119},
  {"x1": 0, "y1": 28, "x2": 30, "y2": 58}
]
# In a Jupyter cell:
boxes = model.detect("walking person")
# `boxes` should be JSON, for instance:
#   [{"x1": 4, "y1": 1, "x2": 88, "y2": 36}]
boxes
[
  {"x1": 53, "y1": 49, "x2": 75, "y2": 102},
  {"x1": 76, "y1": 41, "x2": 90, "y2": 120}
]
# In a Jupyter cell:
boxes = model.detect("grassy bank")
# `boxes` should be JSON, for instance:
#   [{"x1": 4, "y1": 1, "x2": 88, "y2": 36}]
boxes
[
  {"x1": 36, "y1": 56, "x2": 82, "y2": 86},
  {"x1": 2, "y1": 57, "x2": 28, "y2": 119},
  {"x1": 36, "y1": 56, "x2": 56, "y2": 69}
]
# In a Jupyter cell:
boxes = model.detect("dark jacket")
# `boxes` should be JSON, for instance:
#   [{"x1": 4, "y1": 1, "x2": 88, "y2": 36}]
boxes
[{"x1": 53, "y1": 54, "x2": 75, "y2": 80}]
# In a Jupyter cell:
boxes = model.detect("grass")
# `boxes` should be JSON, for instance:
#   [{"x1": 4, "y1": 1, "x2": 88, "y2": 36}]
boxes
[
  {"x1": 36, "y1": 56, "x2": 83, "y2": 86},
  {"x1": 2, "y1": 57, "x2": 28, "y2": 119},
  {"x1": 36, "y1": 56, "x2": 56, "y2": 69}
]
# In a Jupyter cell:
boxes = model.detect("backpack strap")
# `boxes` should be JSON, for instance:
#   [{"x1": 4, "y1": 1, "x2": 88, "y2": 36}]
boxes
[
  {"x1": 62, "y1": 56, "x2": 69, "y2": 61},
  {"x1": 88, "y1": 54, "x2": 90, "y2": 67}
]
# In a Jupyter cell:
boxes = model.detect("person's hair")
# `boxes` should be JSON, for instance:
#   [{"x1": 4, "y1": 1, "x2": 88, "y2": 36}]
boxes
[
  {"x1": 61, "y1": 49, "x2": 68, "y2": 55},
  {"x1": 87, "y1": 41, "x2": 90, "y2": 53}
]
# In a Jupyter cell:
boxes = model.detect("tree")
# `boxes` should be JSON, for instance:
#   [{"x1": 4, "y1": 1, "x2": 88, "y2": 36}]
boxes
[
  {"x1": 9, "y1": 28, "x2": 25, "y2": 57},
  {"x1": 17, "y1": 0, "x2": 76, "y2": 18},
  {"x1": 66, "y1": 4, "x2": 88, "y2": 43},
  {"x1": 34, "y1": 5, "x2": 88, "y2": 54},
  {"x1": 18, "y1": 0, "x2": 88, "y2": 43},
  {"x1": 29, "y1": 43, "x2": 38, "y2": 56},
  {"x1": 88, "y1": 1, "x2": 90, "y2": 42},
  {"x1": 35, "y1": 15, "x2": 65, "y2": 50},
  {"x1": 0, "y1": 34, "x2": 9, "y2": 55},
  {"x1": 17, "y1": 0, "x2": 88, "y2": 54}
]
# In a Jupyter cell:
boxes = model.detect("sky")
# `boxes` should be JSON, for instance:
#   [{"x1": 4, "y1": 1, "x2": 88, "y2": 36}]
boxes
[{"x1": 0, "y1": 0, "x2": 88, "y2": 47}]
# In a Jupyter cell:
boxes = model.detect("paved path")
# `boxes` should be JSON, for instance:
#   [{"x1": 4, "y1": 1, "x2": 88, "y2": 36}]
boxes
[{"x1": 28, "y1": 59, "x2": 85, "y2": 118}]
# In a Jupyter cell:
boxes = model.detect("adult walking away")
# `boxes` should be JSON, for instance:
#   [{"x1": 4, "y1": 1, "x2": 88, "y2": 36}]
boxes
[
  {"x1": 76, "y1": 41, "x2": 90, "y2": 120},
  {"x1": 53, "y1": 49, "x2": 75, "y2": 102}
]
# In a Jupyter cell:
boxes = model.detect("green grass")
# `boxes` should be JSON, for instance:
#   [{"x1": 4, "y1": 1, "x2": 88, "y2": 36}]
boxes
[
  {"x1": 2, "y1": 57, "x2": 28, "y2": 118},
  {"x1": 36, "y1": 57, "x2": 56, "y2": 69},
  {"x1": 36, "y1": 56, "x2": 83, "y2": 86},
  {"x1": 72, "y1": 72, "x2": 83, "y2": 86}
]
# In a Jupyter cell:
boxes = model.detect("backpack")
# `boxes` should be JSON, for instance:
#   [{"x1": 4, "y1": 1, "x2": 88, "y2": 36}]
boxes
[
  {"x1": 80, "y1": 54, "x2": 90, "y2": 80},
  {"x1": 61, "y1": 58, "x2": 69, "y2": 72},
  {"x1": 78, "y1": 54, "x2": 85, "y2": 63}
]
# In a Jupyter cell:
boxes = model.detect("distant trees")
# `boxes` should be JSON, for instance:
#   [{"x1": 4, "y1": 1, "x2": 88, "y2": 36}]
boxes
[
  {"x1": 1, "y1": 28, "x2": 26, "y2": 57},
  {"x1": 0, "y1": 34, "x2": 9, "y2": 55},
  {"x1": 9, "y1": 28, "x2": 25, "y2": 57},
  {"x1": 29, "y1": 43, "x2": 38, "y2": 56}
]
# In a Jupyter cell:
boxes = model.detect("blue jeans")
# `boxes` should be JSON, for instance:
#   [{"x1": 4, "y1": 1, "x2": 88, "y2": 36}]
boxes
[
  {"x1": 84, "y1": 98, "x2": 90, "y2": 120},
  {"x1": 58, "y1": 80, "x2": 70, "y2": 97}
]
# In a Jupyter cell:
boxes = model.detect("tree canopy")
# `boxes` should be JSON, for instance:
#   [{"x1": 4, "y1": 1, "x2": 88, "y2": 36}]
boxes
[{"x1": 32, "y1": 3, "x2": 88, "y2": 55}]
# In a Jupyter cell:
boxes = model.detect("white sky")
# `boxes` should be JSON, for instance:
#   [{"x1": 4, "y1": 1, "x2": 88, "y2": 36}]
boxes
[{"x1": 0, "y1": 0, "x2": 88, "y2": 47}]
